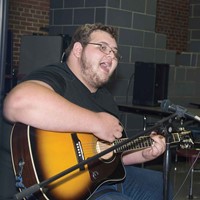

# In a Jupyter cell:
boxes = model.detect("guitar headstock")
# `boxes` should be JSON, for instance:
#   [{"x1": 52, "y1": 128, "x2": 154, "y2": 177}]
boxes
[{"x1": 171, "y1": 128, "x2": 194, "y2": 149}]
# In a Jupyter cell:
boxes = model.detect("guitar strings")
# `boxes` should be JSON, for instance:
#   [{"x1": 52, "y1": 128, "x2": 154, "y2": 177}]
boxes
[{"x1": 78, "y1": 138, "x2": 151, "y2": 158}]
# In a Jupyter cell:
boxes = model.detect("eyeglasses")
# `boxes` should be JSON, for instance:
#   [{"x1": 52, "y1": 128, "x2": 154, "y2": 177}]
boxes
[{"x1": 87, "y1": 42, "x2": 122, "y2": 61}]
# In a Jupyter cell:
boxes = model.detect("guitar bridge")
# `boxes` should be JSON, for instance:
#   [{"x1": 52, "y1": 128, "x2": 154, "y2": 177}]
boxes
[{"x1": 71, "y1": 133, "x2": 85, "y2": 170}]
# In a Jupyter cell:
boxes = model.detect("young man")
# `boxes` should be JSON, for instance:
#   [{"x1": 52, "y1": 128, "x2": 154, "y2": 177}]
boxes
[{"x1": 2, "y1": 23, "x2": 170, "y2": 199}]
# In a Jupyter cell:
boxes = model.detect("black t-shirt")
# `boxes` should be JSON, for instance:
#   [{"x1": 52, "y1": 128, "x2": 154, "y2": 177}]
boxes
[
  {"x1": 0, "y1": 63, "x2": 121, "y2": 199},
  {"x1": 23, "y1": 63, "x2": 120, "y2": 117}
]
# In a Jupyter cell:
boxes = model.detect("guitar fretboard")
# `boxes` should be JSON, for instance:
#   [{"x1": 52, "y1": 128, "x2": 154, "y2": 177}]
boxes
[
  {"x1": 113, "y1": 132, "x2": 186, "y2": 153},
  {"x1": 114, "y1": 136, "x2": 154, "y2": 153}
]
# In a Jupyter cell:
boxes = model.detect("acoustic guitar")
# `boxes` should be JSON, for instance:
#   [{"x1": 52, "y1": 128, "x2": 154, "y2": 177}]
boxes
[{"x1": 10, "y1": 123, "x2": 192, "y2": 200}]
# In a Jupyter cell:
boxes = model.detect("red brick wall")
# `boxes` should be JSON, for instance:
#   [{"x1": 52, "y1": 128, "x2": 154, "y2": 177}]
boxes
[
  {"x1": 156, "y1": 0, "x2": 190, "y2": 53},
  {"x1": 8, "y1": 0, "x2": 50, "y2": 67}
]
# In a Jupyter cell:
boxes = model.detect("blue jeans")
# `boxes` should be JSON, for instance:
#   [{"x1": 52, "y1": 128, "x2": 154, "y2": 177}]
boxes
[{"x1": 91, "y1": 165, "x2": 173, "y2": 200}]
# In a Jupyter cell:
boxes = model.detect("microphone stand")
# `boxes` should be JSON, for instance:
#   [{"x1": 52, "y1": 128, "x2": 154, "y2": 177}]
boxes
[
  {"x1": 14, "y1": 113, "x2": 178, "y2": 200},
  {"x1": 163, "y1": 119, "x2": 174, "y2": 200},
  {"x1": 164, "y1": 135, "x2": 171, "y2": 200}
]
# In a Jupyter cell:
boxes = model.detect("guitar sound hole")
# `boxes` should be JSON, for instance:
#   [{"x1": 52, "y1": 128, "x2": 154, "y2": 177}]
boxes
[{"x1": 96, "y1": 140, "x2": 115, "y2": 162}]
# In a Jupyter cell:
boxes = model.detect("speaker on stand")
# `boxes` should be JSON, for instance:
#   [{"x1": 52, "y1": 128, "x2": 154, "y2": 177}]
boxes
[
  {"x1": 18, "y1": 35, "x2": 64, "y2": 79},
  {"x1": 132, "y1": 61, "x2": 169, "y2": 107}
]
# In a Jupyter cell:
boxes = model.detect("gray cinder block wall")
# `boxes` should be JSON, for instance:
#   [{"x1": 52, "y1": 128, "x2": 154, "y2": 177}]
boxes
[
  {"x1": 49, "y1": 0, "x2": 200, "y2": 134},
  {"x1": 175, "y1": 0, "x2": 200, "y2": 109},
  {"x1": 188, "y1": 0, "x2": 200, "y2": 52}
]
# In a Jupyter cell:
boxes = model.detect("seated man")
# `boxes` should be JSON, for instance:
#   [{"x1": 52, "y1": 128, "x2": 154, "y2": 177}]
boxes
[{"x1": 1, "y1": 23, "x2": 172, "y2": 200}]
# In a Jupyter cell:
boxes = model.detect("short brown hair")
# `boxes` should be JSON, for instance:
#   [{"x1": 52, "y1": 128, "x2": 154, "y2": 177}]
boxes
[{"x1": 65, "y1": 23, "x2": 118, "y2": 58}]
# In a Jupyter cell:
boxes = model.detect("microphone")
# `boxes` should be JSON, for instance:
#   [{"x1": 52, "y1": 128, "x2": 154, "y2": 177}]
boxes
[{"x1": 160, "y1": 99, "x2": 200, "y2": 123}]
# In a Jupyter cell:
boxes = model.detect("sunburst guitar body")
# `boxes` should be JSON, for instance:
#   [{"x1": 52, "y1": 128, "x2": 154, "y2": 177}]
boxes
[
  {"x1": 10, "y1": 123, "x2": 192, "y2": 200},
  {"x1": 10, "y1": 123, "x2": 125, "y2": 200}
]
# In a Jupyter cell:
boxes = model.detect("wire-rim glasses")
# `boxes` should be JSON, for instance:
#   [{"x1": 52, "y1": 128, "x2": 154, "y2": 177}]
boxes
[{"x1": 87, "y1": 42, "x2": 122, "y2": 61}]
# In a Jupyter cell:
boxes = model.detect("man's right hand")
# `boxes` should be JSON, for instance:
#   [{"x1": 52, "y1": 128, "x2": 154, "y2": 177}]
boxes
[{"x1": 92, "y1": 112, "x2": 123, "y2": 142}]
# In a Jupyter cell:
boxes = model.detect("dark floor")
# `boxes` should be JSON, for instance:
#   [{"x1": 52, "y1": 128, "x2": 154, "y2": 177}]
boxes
[
  {"x1": 146, "y1": 154, "x2": 200, "y2": 200},
  {"x1": 171, "y1": 160, "x2": 200, "y2": 200}
]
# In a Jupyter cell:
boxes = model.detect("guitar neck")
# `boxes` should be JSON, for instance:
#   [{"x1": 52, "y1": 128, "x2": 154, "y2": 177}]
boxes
[{"x1": 113, "y1": 132, "x2": 182, "y2": 153}]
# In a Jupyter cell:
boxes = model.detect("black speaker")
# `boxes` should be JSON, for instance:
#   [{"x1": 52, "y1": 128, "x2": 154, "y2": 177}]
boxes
[
  {"x1": 132, "y1": 62, "x2": 169, "y2": 106},
  {"x1": 19, "y1": 35, "x2": 63, "y2": 79}
]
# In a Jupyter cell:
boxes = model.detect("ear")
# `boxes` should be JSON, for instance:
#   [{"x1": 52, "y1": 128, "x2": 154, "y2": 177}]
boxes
[{"x1": 72, "y1": 42, "x2": 83, "y2": 58}]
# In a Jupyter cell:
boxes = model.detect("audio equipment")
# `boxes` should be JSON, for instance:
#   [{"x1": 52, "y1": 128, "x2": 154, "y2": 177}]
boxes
[
  {"x1": 132, "y1": 61, "x2": 169, "y2": 106},
  {"x1": 19, "y1": 35, "x2": 63, "y2": 79}
]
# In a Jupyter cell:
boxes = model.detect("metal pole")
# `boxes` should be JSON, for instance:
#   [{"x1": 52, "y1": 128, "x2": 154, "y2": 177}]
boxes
[{"x1": 0, "y1": 0, "x2": 9, "y2": 123}]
